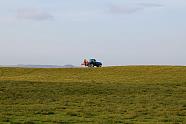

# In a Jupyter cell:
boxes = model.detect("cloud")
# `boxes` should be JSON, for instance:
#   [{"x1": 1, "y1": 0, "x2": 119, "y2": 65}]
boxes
[
  {"x1": 16, "y1": 8, "x2": 54, "y2": 21},
  {"x1": 0, "y1": 16, "x2": 16, "y2": 23},
  {"x1": 109, "y1": 3, "x2": 163, "y2": 14},
  {"x1": 109, "y1": 5, "x2": 142, "y2": 14},
  {"x1": 138, "y1": 3, "x2": 163, "y2": 8}
]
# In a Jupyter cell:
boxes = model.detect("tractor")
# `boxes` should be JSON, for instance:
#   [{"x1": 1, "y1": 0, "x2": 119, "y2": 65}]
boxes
[{"x1": 81, "y1": 59, "x2": 102, "y2": 67}]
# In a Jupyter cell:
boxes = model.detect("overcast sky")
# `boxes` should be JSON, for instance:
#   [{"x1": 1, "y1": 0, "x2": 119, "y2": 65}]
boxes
[{"x1": 0, "y1": 0, "x2": 186, "y2": 66}]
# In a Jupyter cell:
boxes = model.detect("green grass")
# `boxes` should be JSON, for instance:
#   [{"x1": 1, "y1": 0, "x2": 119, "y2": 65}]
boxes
[{"x1": 0, "y1": 66, "x2": 186, "y2": 123}]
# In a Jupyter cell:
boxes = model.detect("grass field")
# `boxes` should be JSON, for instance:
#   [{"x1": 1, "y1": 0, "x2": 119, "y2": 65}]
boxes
[{"x1": 0, "y1": 66, "x2": 186, "y2": 124}]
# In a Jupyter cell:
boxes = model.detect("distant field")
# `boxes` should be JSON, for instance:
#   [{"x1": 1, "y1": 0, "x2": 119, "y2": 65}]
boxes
[{"x1": 0, "y1": 66, "x2": 186, "y2": 124}]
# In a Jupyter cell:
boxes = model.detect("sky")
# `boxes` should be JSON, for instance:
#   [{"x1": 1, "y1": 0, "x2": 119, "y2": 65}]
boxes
[{"x1": 0, "y1": 0, "x2": 186, "y2": 66}]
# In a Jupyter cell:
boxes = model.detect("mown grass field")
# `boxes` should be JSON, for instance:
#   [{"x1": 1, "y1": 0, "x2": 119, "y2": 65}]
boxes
[{"x1": 0, "y1": 66, "x2": 186, "y2": 124}]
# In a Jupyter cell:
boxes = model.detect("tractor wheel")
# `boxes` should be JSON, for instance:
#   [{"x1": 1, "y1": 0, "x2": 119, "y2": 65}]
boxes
[
  {"x1": 88, "y1": 64, "x2": 94, "y2": 67},
  {"x1": 90, "y1": 64, "x2": 94, "y2": 67}
]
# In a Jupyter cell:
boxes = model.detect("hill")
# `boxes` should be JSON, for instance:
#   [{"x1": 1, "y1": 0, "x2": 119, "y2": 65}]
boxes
[
  {"x1": 2, "y1": 64, "x2": 75, "y2": 68},
  {"x1": 0, "y1": 66, "x2": 186, "y2": 123}
]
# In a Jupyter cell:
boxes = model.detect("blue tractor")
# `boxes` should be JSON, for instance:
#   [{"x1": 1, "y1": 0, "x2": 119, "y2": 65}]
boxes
[{"x1": 88, "y1": 59, "x2": 102, "y2": 67}]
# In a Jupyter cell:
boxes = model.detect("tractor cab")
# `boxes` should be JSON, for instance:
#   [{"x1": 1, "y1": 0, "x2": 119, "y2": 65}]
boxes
[{"x1": 89, "y1": 59, "x2": 96, "y2": 63}]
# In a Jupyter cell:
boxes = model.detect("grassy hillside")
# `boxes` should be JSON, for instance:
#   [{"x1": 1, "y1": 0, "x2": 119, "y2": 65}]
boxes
[{"x1": 0, "y1": 66, "x2": 186, "y2": 123}]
